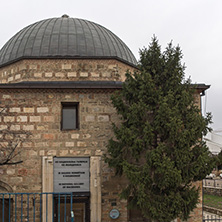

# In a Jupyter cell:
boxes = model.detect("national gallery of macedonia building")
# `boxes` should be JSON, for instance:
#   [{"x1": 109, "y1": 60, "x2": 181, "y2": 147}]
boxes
[{"x1": 0, "y1": 15, "x2": 209, "y2": 222}]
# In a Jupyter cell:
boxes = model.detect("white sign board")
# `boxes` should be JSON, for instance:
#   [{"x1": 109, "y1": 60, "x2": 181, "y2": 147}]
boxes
[{"x1": 53, "y1": 157, "x2": 90, "y2": 192}]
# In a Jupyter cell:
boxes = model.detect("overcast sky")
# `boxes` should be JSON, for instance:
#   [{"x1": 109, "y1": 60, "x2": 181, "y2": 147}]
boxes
[{"x1": 0, "y1": 0, "x2": 221, "y2": 129}]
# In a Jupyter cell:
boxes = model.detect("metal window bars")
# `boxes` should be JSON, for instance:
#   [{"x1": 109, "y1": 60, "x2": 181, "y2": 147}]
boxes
[{"x1": 0, "y1": 192, "x2": 75, "y2": 222}]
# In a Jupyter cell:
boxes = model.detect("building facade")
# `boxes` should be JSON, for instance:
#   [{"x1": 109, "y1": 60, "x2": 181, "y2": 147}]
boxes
[
  {"x1": 0, "y1": 15, "x2": 209, "y2": 222},
  {"x1": 205, "y1": 131, "x2": 222, "y2": 155}
]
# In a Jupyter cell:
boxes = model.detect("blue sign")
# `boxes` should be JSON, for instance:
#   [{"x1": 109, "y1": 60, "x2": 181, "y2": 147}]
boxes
[{"x1": 109, "y1": 209, "x2": 120, "y2": 219}]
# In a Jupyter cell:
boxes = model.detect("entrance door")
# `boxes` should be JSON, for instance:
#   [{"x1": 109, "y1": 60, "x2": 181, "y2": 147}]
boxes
[
  {"x1": 54, "y1": 196, "x2": 90, "y2": 222},
  {"x1": 59, "y1": 202, "x2": 85, "y2": 222}
]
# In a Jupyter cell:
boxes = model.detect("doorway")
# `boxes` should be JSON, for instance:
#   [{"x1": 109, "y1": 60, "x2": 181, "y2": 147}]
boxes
[
  {"x1": 54, "y1": 195, "x2": 90, "y2": 222},
  {"x1": 0, "y1": 198, "x2": 13, "y2": 222}
]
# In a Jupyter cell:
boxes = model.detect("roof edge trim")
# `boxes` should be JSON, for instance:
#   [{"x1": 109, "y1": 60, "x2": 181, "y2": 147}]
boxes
[
  {"x1": 0, "y1": 81, "x2": 123, "y2": 89},
  {"x1": 0, "y1": 81, "x2": 210, "y2": 92},
  {"x1": 0, "y1": 56, "x2": 138, "y2": 69}
]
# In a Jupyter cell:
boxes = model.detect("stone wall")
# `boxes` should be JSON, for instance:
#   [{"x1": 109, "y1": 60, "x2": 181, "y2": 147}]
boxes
[
  {"x1": 0, "y1": 87, "x2": 129, "y2": 221},
  {"x1": 204, "y1": 186, "x2": 222, "y2": 196},
  {"x1": 0, "y1": 59, "x2": 135, "y2": 83}
]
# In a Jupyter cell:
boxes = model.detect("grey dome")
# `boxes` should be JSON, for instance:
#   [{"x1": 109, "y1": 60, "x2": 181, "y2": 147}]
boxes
[{"x1": 0, "y1": 16, "x2": 137, "y2": 67}]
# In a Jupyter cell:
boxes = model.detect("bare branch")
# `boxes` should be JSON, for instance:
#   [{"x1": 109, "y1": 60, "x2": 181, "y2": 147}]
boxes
[{"x1": 0, "y1": 106, "x2": 31, "y2": 166}]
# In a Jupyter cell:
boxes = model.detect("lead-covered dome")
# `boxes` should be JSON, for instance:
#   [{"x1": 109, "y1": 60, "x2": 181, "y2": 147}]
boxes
[{"x1": 0, "y1": 15, "x2": 137, "y2": 68}]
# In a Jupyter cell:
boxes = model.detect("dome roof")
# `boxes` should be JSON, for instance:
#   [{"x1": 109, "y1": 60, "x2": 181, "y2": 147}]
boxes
[{"x1": 0, "y1": 15, "x2": 137, "y2": 68}]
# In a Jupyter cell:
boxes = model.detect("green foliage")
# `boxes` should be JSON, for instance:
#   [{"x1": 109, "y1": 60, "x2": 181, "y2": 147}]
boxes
[
  {"x1": 214, "y1": 150, "x2": 222, "y2": 170},
  {"x1": 105, "y1": 37, "x2": 213, "y2": 222}
]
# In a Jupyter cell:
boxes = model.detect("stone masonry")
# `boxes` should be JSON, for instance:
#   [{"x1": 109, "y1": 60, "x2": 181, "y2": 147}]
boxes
[
  {"x1": 0, "y1": 58, "x2": 206, "y2": 222},
  {"x1": 0, "y1": 87, "x2": 128, "y2": 221},
  {"x1": 0, "y1": 59, "x2": 135, "y2": 84}
]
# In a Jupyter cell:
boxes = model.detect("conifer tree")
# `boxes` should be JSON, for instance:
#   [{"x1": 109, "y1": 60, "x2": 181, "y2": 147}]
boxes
[{"x1": 105, "y1": 37, "x2": 213, "y2": 222}]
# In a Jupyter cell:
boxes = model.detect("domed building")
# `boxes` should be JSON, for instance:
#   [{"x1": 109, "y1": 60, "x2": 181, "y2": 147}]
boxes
[
  {"x1": 0, "y1": 15, "x2": 209, "y2": 222},
  {"x1": 0, "y1": 15, "x2": 136, "y2": 83}
]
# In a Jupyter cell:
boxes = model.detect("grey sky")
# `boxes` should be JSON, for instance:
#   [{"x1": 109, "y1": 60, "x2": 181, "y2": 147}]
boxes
[{"x1": 0, "y1": 0, "x2": 220, "y2": 129}]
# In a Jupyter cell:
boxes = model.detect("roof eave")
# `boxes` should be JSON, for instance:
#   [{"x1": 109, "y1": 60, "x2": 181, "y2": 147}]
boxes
[
  {"x1": 191, "y1": 83, "x2": 210, "y2": 95},
  {"x1": 0, "y1": 56, "x2": 138, "y2": 69},
  {"x1": 0, "y1": 81, "x2": 123, "y2": 89}
]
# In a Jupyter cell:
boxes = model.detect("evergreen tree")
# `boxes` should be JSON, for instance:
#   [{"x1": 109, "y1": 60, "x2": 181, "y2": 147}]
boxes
[
  {"x1": 105, "y1": 37, "x2": 213, "y2": 222},
  {"x1": 215, "y1": 150, "x2": 222, "y2": 170}
]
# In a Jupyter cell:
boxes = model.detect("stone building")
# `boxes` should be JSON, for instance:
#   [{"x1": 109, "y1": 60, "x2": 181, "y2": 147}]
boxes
[{"x1": 0, "y1": 15, "x2": 209, "y2": 222}]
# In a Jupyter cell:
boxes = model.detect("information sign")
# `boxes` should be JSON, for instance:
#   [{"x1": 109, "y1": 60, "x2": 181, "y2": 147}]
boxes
[{"x1": 53, "y1": 157, "x2": 90, "y2": 192}]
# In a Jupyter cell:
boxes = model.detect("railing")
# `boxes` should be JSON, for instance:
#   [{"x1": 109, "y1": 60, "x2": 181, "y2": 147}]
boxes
[
  {"x1": 203, "y1": 215, "x2": 222, "y2": 221},
  {"x1": 203, "y1": 179, "x2": 222, "y2": 188},
  {"x1": 0, "y1": 192, "x2": 75, "y2": 222}
]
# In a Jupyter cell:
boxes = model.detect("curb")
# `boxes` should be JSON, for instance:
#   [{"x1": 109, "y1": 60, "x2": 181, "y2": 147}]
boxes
[{"x1": 204, "y1": 206, "x2": 222, "y2": 216}]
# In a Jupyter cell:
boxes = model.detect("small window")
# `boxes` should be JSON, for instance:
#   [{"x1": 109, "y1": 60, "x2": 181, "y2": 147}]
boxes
[{"x1": 62, "y1": 103, "x2": 79, "y2": 130}]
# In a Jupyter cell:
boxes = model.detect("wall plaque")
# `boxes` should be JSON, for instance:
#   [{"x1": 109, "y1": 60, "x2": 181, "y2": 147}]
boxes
[
  {"x1": 53, "y1": 157, "x2": 90, "y2": 192},
  {"x1": 109, "y1": 209, "x2": 120, "y2": 219}
]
